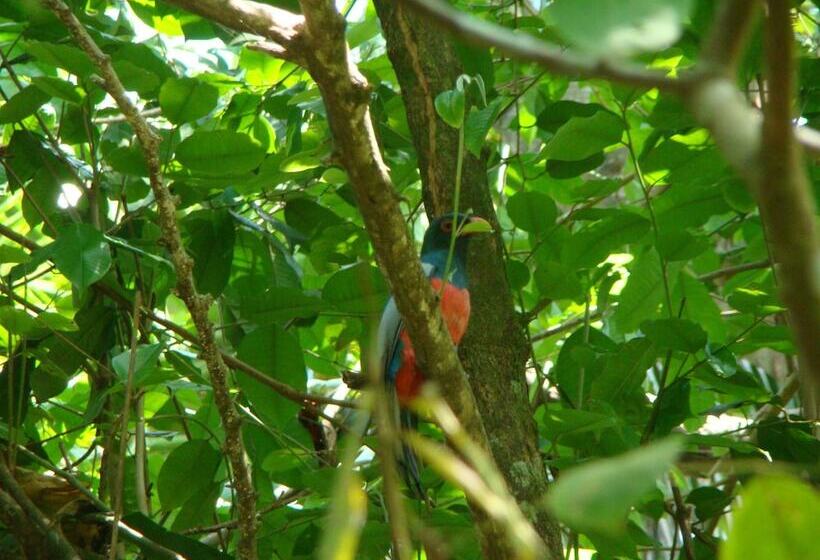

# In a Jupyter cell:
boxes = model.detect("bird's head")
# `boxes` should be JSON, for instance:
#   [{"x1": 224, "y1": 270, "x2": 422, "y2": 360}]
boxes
[{"x1": 421, "y1": 212, "x2": 492, "y2": 256}]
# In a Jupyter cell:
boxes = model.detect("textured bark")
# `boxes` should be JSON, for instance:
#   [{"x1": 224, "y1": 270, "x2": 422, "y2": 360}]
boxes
[{"x1": 373, "y1": 3, "x2": 562, "y2": 558}]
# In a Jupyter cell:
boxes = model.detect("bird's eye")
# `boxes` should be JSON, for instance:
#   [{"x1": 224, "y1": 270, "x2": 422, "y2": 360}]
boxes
[{"x1": 441, "y1": 220, "x2": 453, "y2": 232}]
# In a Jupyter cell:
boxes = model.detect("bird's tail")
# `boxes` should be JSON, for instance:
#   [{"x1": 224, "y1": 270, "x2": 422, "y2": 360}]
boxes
[{"x1": 397, "y1": 409, "x2": 426, "y2": 500}]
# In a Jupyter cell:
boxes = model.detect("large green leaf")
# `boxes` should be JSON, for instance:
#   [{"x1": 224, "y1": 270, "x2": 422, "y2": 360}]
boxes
[
  {"x1": 157, "y1": 440, "x2": 222, "y2": 510},
  {"x1": 534, "y1": 261, "x2": 582, "y2": 300},
  {"x1": 122, "y1": 512, "x2": 230, "y2": 560},
  {"x1": 544, "y1": 110, "x2": 624, "y2": 161},
  {"x1": 31, "y1": 76, "x2": 84, "y2": 104},
  {"x1": 507, "y1": 191, "x2": 557, "y2": 234},
  {"x1": 51, "y1": 224, "x2": 112, "y2": 291},
  {"x1": 546, "y1": 437, "x2": 683, "y2": 535},
  {"x1": 160, "y1": 77, "x2": 219, "y2": 124},
  {"x1": 185, "y1": 210, "x2": 235, "y2": 297},
  {"x1": 322, "y1": 263, "x2": 388, "y2": 314},
  {"x1": 176, "y1": 130, "x2": 265, "y2": 174},
  {"x1": 590, "y1": 337, "x2": 657, "y2": 405},
  {"x1": 563, "y1": 211, "x2": 650, "y2": 268},
  {"x1": 549, "y1": 0, "x2": 694, "y2": 57},
  {"x1": 25, "y1": 40, "x2": 95, "y2": 77},
  {"x1": 641, "y1": 318, "x2": 707, "y2": 353},
  {"x1": 236, "y1": 325, "x2": 306, "y2": 428},
  {"x1": 0, "y1": 85, "x2": 50, "y2": 124},
  {"x1": 722, "y1": 476, "x2": 820, "y2": 560},
  {"x1": 235, "y1": 276, "x2": 324, "y2": 324},
  {"x1": 612, "y1": 249, "x2": 665, "y2": 333}
]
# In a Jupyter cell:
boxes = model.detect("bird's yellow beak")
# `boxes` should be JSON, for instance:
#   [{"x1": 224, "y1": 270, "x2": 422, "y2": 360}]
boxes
[{"x1": 457, "y1": 215, "x2": 493, "y2": 236}]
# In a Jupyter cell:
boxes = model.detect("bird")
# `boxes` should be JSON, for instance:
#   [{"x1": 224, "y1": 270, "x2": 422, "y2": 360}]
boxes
[{"x1": 373, "y1": 212, "x2": 490, "y2": 498}]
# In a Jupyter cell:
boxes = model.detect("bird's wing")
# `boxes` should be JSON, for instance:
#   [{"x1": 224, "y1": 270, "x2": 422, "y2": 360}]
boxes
[
  {"x1": 374, "y1": 262, "x2": 436, "y2": 383},
  {"x1": 372, "y1": 262, "x2": 436, "y2": 501}
]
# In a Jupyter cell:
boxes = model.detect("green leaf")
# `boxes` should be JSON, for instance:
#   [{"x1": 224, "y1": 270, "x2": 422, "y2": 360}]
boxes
[
  {"x1": 554, "y1": 328, "x2": 618, "y2": 408},
  {"x1": 112, "y1": 60, "x2": 160, "y2": 95},
  {"x1": 563, "y1": 211, "x2": 650, "y2": 268},
  {"x1": 236, "y1": 325, "x2": 306, "y2": 428},
  {"x1": 122, "y1": 512, "x2": 230, "y2": 559},
  {"x1": 0, "y1": 306, "x2": 39, "y2": 336},
  {"x1": 159, "y1": 77, "x2": 219, "y2": 124},
  {"x1": 51, "y1": 224, "x2": 112, "y2": 291},
  {"x1": 185, "y1": 210, "x2": 235, "y2": 297},
  {"x1": 591, "y1": 338, "x2": 657, "y2": 405},
  {"x1": 322, "y1": 263, "x2": 388, "y2": 314},
  {"x1": 176, "y1": 130, "x2": 265, "y2": 174},
  {"x1": 656, "y1": 228, "x2": 709, "y2": 261},
  {"x1": 641, "y1": 318, "x2": 707, "y2": 353},
  {"x1": 25, "y1": 40, "x2": 95, "y2": 77},
  {"x1": 722, "y1": 476, "x2": 820, "y2": 560},
  {"x1": 534, "y1": 261, "x2": 582, "y2": 300},
  {"x1": 540, "y1": 408, "x2": 618, "y2": 439},
  {"x1": 235, "y1": 276, "x2": 324, "y2": 324},
  {"x1": 507, "y1": 191, "x2": 557, "y2": 234},
  {"x1": 464, "y1": 97, "x2": 505, "y2": 156},
  {"x1": 157, "y1": 440, "x2": 222, "y2": 510},
  {"x1": 544, "y1": 110, "x2": 624, "y2": 161},
  {"x1": 546, "y1": 437, "x2": 683, "y2": 535},
  {"x1": 549, "y1": 0, "x2": 694, "y2": 57},
  {"x1": 655, "y1": 181, "x2": 732, "y2": 228},
  {"x1": 434, "y1": 89, "x2": 465, "y2": 128},
  {"x1": 106, "y1": 145, "x2": 148, "y2": 176},
  {"x1": 0, "y1": 85, "x2": 50, "y2": 124},
  {"x1": 686, "y1": 486, "x2": 733, "y2": 522},
  {"x1": 280, "y1": 152, "x2": 323, "y2": 173},
  {"x1": 676, "y1": 272, "x2": 727, "y2": 342},
  {"x1": 31, "y1": 76, "x2": 84, "y2": 104},
  {"x1": 111, "y1": 343, "x2": 164, "y2": 387},
  {"x1": 612, "y1": 249, "x2": 665, "y2": 333}
]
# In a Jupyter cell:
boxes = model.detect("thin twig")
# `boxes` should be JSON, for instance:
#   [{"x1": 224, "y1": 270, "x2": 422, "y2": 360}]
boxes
[
  {"x1": 669, "y1": 480, "x2": 696, "y2": 560},
  {"x1": 109, "y1": 292, "x2": 141, "y2": 558},
  {"x1": 697, "y1": 259, "x2": 771, "y2": 282}
]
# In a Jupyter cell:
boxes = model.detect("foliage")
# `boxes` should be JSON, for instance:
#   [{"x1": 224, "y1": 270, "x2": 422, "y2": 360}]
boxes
[{"x1": 0, "y1": 0, "x2": 818, "y2": 558}]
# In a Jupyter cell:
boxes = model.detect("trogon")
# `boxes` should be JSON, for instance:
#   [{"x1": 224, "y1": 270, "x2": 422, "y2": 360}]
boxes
[{"x1": 373, "y1": 212, "x2": 489, "y2": 497}]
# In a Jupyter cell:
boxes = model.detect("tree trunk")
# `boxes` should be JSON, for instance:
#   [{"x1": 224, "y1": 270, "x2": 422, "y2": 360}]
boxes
[{"x1": 373, "y1": 3, "x2": 563, "y2": 558}]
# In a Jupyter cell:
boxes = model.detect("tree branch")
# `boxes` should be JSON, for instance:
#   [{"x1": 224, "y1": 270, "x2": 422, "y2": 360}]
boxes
[
  {"x1": 39, "y1": 1, "x2": 258, "y2": 557},
  {"x1": 399, "y1": 0, "x2": 686, "y2": 93},
  {"x1": 291, "y1": 0, "x2": 528, "y2": 553},
  {"x1": 161, "y1": 0, "x2": 306, "y2": 64},
  {"x1": 759, "y1": 0, "x2": 820, "y2": 415},
  {"x1": 292, "y1": 0, "x2": 491, "y2": 456},
  {"x1": 698, "y1": 0, "x2": 760, "y2": 73}
]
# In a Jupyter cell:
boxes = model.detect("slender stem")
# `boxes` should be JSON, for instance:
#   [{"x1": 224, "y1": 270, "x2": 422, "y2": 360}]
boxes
[
  {"x1": 109, "y1": 292, "x2": 141, "y2": 559},
  {"x1": 443, "y1": 123, "x2": 466, "y2": 285}
]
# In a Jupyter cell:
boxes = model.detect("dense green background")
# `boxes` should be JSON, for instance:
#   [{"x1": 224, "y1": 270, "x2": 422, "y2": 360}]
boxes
[{"x1": 0, "y1": 0, "x2": 818, "y2": 558}]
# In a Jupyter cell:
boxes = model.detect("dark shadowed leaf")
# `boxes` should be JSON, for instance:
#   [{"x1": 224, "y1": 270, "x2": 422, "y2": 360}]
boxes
[
  {"x1": 157, "y1": 440, "x2": 222, "y2": 510},
  {"x1": 507, "y1": 191, "x2": 557, "y2": 234},
  {"x1": 641, "y1": 318, "x2": 707, "y2": 352},
  {"x1": 160, "y1": 77, "x2": 219, "y2": 123}
]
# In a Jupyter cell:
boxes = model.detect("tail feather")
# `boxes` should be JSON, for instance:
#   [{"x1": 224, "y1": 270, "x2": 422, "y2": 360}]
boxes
[{"x1": 397, "y1": 409, "x2": 425, "y2": 500}]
